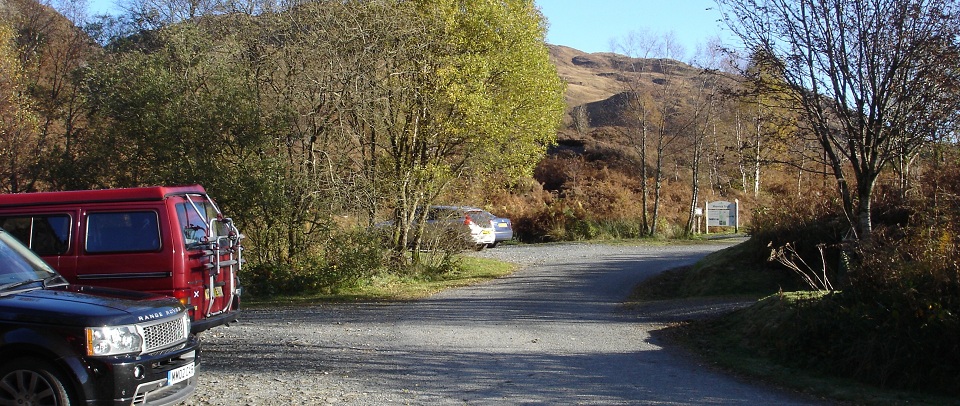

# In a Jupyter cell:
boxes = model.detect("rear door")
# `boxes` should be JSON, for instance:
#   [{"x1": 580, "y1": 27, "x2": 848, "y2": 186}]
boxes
[{"x1": 170, "y1": 195, "x2": 239, "y2": 322}]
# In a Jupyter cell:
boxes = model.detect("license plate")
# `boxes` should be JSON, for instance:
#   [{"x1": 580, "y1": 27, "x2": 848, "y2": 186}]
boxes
[
  {"x1": 497, "y1": 222, "x2": 508, "y2": 228},
  {"x1": 481, "y1": 230, "x2": 491, "y2": 235},
  {"x1": 204, "y1": 286, "x2": 224, "y2": 299},
  {"x1": 167, "y1": 363, "x2": 195, "y2": 386}
]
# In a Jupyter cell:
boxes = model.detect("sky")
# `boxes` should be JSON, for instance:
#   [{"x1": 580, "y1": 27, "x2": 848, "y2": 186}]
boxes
[
  {"x1": 83, "y1": 0, "x2": 728, "y2": 59},
  {"x1": 536, "y1": 0, "x2": 728, "y2": 58}
]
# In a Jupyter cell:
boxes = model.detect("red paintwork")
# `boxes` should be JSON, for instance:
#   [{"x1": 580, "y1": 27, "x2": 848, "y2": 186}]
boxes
[{"x1": 0, "y1": 185, "x2": 239, "y2": 332}]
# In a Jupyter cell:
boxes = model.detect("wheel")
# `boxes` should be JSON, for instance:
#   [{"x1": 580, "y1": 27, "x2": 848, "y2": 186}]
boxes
[{"x1": 0, "y1": 358, "x2": 73, "y2": 406}]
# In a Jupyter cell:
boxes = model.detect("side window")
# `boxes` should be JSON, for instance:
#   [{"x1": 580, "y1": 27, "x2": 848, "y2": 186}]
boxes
[
  {"x1": 0, "y1": 215, "x2": 71, "y2": 255},
  {"x1": 86, "y1": 212, "x2": 161, "y2": 253},
  {"x1": 0, "y1": 217, "x2": 32, "y2": 245},
  {"x1": 32, "y1": 216, "x2": 71, "y2": 255},
  {"x1": 427, "y1": 208, "x2": 455, "y2": 222}
]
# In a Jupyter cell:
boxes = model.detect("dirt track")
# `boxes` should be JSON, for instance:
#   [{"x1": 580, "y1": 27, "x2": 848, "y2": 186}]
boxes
[{"x1": 185, "y1": 241, "x2": 828, "y2": 405}]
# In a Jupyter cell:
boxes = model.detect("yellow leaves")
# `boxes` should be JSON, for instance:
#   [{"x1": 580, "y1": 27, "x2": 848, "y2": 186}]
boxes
[{"x1": 0, "y1": 21, "x2": 39, "y2": 192}]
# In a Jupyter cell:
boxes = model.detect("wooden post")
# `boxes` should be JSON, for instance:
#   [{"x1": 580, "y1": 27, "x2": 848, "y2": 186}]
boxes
[
  {"x1": 734, "y1": 199, "x2": 740, "y2": 233},
  {"x1": 704, "y1": 201, "x2": 709, "y2": 234}
]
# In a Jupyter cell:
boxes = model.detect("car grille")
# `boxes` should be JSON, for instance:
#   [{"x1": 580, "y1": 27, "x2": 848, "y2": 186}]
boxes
[{"x1": 141, "y1": 315, "x2": 188, "y2": 353}]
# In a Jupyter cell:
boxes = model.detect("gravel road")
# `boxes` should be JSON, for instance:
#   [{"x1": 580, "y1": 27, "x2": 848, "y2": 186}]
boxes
[{"x1": 184, "y1": 241, "x2": 829, "y2": 405}]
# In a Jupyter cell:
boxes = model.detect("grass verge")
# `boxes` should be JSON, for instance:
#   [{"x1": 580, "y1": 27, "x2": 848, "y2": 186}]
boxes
[
  {"x1": 630, "y1": 239, "x2": 960, "y2": 405},
  {"x1": 657, "y1": 295, "x2": 960, "y2": 405},
  {"x1": 245, "y1": 255, "x2": 517, "y2": 306}
]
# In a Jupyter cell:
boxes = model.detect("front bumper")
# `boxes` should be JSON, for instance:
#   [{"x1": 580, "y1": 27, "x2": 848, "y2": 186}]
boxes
[{"x1": 81, "y1": 336, "x2": 201, "y2": 406}]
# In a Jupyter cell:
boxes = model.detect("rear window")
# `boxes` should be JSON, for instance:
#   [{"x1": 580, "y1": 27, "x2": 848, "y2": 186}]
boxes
[
  {"x1": 426, "y1": 207, "x2": 459, "y2": 221},
  {"x1": 464, "y1": 210, "x2": 493, "y2": 225},
  {"x1": 0, "y1": 215, "x2": 71, "y2": 255},
  {"x1": 86, "y1": 212, "x2": 161, "y2": 253},
  {"x1": 175, "y1": 200, "x2": 228, "y2": 249}
]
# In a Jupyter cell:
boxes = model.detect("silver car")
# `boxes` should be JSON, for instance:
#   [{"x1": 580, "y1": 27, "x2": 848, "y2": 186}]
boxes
[{"x1": 425, "y1": 206, "x2": 496, "y2": 248}]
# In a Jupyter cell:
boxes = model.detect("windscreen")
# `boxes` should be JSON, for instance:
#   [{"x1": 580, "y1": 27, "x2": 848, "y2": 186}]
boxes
[{"x1": 0, "y1": 231, "x2": 57, "y2": 283}]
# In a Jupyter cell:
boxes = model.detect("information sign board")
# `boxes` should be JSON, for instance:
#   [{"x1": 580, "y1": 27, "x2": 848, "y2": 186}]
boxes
[{"x1": 705, "y1": 200, "x2": 739, "y2": 233}]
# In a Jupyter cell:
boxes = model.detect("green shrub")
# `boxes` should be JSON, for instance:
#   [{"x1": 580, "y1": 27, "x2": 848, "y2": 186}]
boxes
[
  {"x1": 596, "y1": 218, "x2": 646, "y2": 239},
  {"x1": 244, "y1": 229, "x2": 388, "y2": 297},
  {"x1": 750, "y1": 197, "x2": 847, "y2": 287},
  {"x1": 715, "y1": 166, "x2": 960, "y2": 395},
  {"x1": 243, "y1": 261, "x2": 298, "y2": 297},
  {"x1": 409, "y1": 250, "x2": 463, "y2": 280}
]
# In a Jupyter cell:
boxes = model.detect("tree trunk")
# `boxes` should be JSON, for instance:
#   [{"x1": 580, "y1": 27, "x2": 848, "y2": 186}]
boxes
[
  {"x1": 639, "y1": 112, "x2": 650, "y2": 236},
  {"x1": 856, "y1": 174, "x2": 878, "y2": 241},
  {"x1": 735, "y1": 111, "x2": 748, "y2": 193},
  {"x1": 651, "y1": 142, "x2": 665, "y2": 237},
  {"x1": 753, "y1": 97, "x2": 762, "y2": 198},
  {"x1": 687, "y1": 130, "x2": 704, "y2": 236}
]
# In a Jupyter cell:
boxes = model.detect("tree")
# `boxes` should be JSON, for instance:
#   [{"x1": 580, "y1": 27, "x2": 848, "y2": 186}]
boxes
[
  {"x1": 0, "y1": 22, "x2": 39, "y2": 193},
  {"x1": 683, "y1": 73, "x2": 718, "y2": 236},
  {"x1": 77, "y1": 0, "x2": 563, "y2": 268},
  {"x1": 79, "y1": 13, "x2": 291, "y2": 263},
  {"x1": 685, "y1": 40, "x2": 731, "y2": 236},
  {"x1": 612, "y1": 31, "x2": 703, "y2": 237},
  {"x1": 373, "y1": 0, "x2": 564, "y2": 260},
  {"x1": 729, "y1": 48, "x2": 798, "y2": 198},
  {"x1": 718, "y1": 0, "x2": 960, "y2": 241},
  {"x1": 610, "y1": 30, "x2": 659, "y2": 236},
  {"x1": 0, "y1": 0, "x2": 98, "y2": 192}
]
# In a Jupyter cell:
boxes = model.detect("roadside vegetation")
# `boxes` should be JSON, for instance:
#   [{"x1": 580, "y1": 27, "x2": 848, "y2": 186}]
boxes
[
  {"x1": 630, "y1": 3, "x2": 960, "y2": 403},
  {"x1": 246, "y1": 255, "x2": 517, "y2": 305},
  {"x1": 0, "y1": 1, "x2": 959, "y2": 401},
  {"x1": 631, "y1": 152, "x2": 960, "y2": 403}
]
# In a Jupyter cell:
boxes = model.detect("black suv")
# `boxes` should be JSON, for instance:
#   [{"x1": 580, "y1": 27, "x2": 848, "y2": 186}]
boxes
[{"x1": 0, "y1": 229, "x2": 200, "y2": 405}]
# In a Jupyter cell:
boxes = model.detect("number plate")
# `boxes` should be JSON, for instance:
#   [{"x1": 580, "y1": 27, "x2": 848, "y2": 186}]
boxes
[
  {"x1": 167, "y1": 363, "x2": 195, "y2": 386},
  {"x1": 204, "y1": 286, "x2": 224, "y2": 299}
]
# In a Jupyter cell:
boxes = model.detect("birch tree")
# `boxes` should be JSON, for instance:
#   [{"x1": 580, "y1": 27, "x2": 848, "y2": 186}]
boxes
[{"x1": 718, "y1": 0, "x2": 960, "y2": 241}]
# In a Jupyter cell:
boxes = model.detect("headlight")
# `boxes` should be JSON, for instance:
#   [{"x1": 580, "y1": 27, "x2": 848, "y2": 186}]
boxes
[
  {"x1": 86, "y1": 325, "x2": 143, "y2": 356},
  {"x1": 182, "y1": 313, "x2": 191, "y2": 335}
]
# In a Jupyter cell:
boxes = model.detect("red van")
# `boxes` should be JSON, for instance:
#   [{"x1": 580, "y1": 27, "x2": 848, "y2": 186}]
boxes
[{"x1": 0, "y1": 185, "x2": 242, "y2": 333}]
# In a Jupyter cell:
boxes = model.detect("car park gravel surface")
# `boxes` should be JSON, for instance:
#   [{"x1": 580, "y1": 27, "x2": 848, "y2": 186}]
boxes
[{"x1": 185, "y1": 241, "x2": 829, "y2": 405}]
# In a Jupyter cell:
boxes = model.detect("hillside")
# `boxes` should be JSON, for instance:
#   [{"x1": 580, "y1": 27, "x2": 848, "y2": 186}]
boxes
[
  {"x1": 544, "y1": 44, "x2": 714, "y2": 166},
  {"x1": 520, "y1": 44, "x2": 786, "y2": 239},
  {"x1": 549, "y1": 44, "x2": 705, "y2": 131}
]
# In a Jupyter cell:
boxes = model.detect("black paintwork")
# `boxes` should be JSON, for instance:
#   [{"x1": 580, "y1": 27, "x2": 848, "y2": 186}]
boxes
[
  {"x1": 0, "y1": 283, "x2": 200, "y2": 405},
  {"x1": 0, "y1": 285, "x2": 179, "y2": 326}
]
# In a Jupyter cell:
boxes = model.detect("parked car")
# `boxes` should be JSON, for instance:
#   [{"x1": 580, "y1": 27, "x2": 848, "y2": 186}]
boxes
[
  {"x1": 378, "y1": 206, "x2": 498, "y2": 250},
  {"x1": 423, "y1": 206, "x2": 496, "y2": 249},
  {"x1": 0, "y1": 227, "x2": 199, "y2": 405},
  {"x1": 484, "y1": 212, "x2": 513, "y2": 247},
  {"x1": 0, "y1": 185, "x2": 243, "y2": 333}
]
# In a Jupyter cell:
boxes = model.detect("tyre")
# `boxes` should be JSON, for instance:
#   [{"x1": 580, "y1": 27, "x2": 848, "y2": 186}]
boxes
[{"x1": 0, "y1": 357, "x2": 74, "y2": 406}]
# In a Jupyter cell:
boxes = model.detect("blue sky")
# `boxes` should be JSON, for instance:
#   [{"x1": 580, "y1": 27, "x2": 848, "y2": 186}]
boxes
[
  {"x1": 83, "y1": 0, "x2": 727, "y2": 58},
  {"x1": 536, "y1": 0, "x2": 726, "y2": 57}
]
